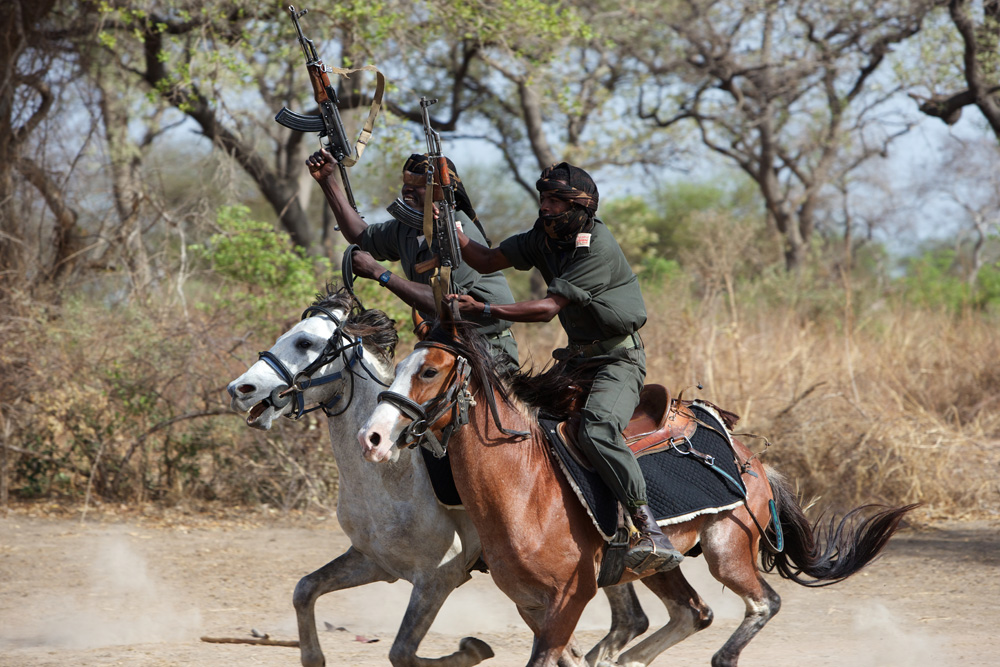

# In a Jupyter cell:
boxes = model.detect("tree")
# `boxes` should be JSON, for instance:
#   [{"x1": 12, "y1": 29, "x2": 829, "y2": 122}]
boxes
[
  {"x1": 380, "y1": 1, "x2": 681, "y2": 199},
  {"x1": 911, "y1": 1, "x2": 1000, "y2": 138},
  {"x1": 1, "y1": 0, "x2": 88, "y2": 287},
  {"x1": 625, "y1": 0, "x2": 937, "y2": 271}
]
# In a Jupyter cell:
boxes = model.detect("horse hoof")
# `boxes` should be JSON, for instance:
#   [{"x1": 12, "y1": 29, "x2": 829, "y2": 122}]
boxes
[{"x1": 459, "y1": 636, "x2": 495, "y2": 662}]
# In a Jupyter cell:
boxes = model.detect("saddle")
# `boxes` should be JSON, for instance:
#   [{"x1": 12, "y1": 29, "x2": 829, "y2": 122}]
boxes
[{"x1": 555, "y1": 384, "x2": 739, "y2": 470}]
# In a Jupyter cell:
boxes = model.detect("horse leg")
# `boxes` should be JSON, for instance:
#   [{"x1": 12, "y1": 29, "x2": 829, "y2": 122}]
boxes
[
  {"x1": 517, "y1": 600, "x2": 590, "y2": 667},
  {"x1": 709, "y1": 574, "x2": 779, "y2": 667},
  {"x1": 293, "y1": 546, "x2": 395, "y2": 667},
  {"x1": 611, "y1": 570, "x2": 713, "y2": 667},
  {"x1": 703, "y1": 527, "x2": 781, "y2": 667},
  {"x1": 388, "y1": 571, "x2": 495, "y2": 667},
  {"x1": 584, "y1": 583, "x2": 649, "y2": 666}
]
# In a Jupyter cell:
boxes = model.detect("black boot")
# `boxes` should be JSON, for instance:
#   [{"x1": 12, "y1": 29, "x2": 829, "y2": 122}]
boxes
[{"x1": 625, "y1": 505, "x2": 684, "y2": 574}]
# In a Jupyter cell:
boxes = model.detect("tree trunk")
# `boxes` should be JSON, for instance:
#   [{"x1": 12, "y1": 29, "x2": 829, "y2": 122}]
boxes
[
  {"x1": 96, "y1": 67, "x2": 153, "y2": 295},
  {"x1": 0, "y1": 2, "x2": 28, "y2": 285},
  {"x1": 518, "y1": 81, "x2": 559, "y2": 170},
  {"x1": 141, "y1": 24, "x2": 316, "y2": 251}
]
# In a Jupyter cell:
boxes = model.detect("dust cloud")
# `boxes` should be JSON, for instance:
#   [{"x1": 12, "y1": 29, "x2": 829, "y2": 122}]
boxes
[
  {"x1": 0, "y1": 531, "x2": 201, "y2": 650},
  {"x1": 308, "y1": 554, "x2": 953, "y2": 666}
]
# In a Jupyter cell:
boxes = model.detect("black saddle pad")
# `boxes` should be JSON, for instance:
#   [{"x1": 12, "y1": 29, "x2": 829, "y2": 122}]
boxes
[
  {"x1": 544, "y1": 402, "x2": 747, "y2": 541},
  {"x1": 541, "y1": 418, "x2": 619, "y2": 540},
  {"x1": 419, "y1": 448, "x2": 463, "y2": 508}
]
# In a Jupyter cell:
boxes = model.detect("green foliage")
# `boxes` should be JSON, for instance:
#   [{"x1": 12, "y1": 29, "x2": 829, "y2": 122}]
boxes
[
  {"x1": 639, "y1": 256, "x2": 685, "y2": 289},
  {"x1": 598, "y1": 195, "x2": 660, "y2": 267},
  {"x1": 650, "y1": 178, "x2": 762, "y2": 259},
  {"x1": 189, "y1": 205, "x2": 332, "y2": 325},
  {"x1": 898, "y1": 249, "x2": 971, "y2": 312},
  {"x1": 442, "y1": 0, "x2": 589, "y2": 50},
  {"x1": 976, "y1": 261, "x2": 1000, "y2": 310}
]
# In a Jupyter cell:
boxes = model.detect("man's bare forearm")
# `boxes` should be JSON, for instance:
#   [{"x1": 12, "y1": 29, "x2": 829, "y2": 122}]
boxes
[
  {"x1": 490, "y1": 298, "x2": 562, "y2": 323},
  {"x1": 320, "y1": 175, "x2": 367, "y2": 244},
  {"x1": 457, "y1": 231, "x2": 511, "y2": 273},
  {"x1": 377, "y1": 270, "x2": 438, "y2": 314}
]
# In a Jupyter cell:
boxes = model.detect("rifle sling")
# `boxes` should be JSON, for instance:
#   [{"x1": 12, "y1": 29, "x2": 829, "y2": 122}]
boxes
[{"x1": 326, "y1": 65, "x2": 385, "y2": 168}]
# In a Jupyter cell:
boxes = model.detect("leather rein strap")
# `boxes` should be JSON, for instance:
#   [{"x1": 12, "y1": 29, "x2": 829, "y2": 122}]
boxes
[{"x1": 376, "y1": 340, "x2": 528, "y2": 457}]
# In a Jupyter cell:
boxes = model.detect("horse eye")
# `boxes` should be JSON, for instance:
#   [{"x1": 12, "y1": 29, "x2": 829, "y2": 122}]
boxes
[
  {"x1": 421, "y1": 367, "x2": 439, "y2": 379},
  {"x1": 296, "y1": 339, "x2": 313, "y2": 350}
]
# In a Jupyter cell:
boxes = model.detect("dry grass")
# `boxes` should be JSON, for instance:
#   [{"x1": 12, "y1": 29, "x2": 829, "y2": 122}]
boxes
[
  {"x1": 0, "y1": 288, "x2": 338, "y2": 513},
  {"x1": 3, "y1": 275, "x2": 998, "y2": 522},
  {"x1": 634, "y1": 286, "x2": 1000, "y2": 520}
]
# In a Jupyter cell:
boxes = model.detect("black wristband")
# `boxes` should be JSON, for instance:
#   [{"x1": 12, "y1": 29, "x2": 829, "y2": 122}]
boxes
[{"x1": 378, "y1": 270, "x2": 391, "y2": 287}]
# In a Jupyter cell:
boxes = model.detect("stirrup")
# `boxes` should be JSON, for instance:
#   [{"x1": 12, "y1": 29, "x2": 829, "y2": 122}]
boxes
[{"x1": 625, "y1": 536, "x2": 683, "y2": 574}]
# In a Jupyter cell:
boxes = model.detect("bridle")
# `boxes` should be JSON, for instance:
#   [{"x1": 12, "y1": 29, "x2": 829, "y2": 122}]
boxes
[
  {"x1": 376, "y1": 340, "x2": 529, "y2": 458},
  {"x1": 256, "y1": 304, "x2": 388, "y2": 420}
]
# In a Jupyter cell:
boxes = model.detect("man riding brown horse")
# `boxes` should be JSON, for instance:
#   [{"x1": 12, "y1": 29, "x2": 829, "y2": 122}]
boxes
[{"x1": 448, "y1": 162, "x2": 683, "y2": 574}]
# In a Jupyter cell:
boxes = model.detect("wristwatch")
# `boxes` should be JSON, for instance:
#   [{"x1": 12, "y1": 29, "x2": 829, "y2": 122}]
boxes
[
  {"x1": 378, "y1": 270, "x2": 391, "y2": 287},
  {"x1": 482, "y1": 301, "x2": 491, "y2": 318}
]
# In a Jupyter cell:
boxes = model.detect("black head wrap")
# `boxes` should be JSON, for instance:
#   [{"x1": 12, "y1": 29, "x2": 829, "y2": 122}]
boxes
[
  {"x1": 402, "y1": 154, "x2": 491, "y2": 245},
  {"x1": 533, "y1": 162, "x2": 598, "y2": 249}
]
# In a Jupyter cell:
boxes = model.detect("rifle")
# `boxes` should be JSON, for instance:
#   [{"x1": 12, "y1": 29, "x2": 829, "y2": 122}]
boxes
[
  {"x1": 274, "y1": 5, "x2": 384, "y2": 214},
  {"x1": 415, "y1": 97, "x2": 462, "y2": 309}
]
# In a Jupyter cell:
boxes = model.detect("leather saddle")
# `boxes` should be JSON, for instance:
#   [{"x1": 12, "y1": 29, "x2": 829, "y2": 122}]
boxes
[{"x1": 556, "y1": 384, "x2": 737, "y2": 471}]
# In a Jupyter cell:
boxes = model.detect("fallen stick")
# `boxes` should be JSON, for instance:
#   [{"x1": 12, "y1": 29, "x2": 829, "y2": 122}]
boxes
[{"x1": 200, "y1": 635, "x2": 299, "y2": 648}]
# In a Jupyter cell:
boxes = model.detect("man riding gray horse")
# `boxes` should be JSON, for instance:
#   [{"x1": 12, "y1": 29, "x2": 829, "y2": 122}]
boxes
[{"x1": 307, "y1": 149, "x2": 519, "y2": 369}]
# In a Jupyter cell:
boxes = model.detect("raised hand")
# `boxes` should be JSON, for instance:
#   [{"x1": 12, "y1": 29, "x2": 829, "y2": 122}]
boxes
[{"x1": 306, "y1": 148, "x2": 338, "y2": 182}]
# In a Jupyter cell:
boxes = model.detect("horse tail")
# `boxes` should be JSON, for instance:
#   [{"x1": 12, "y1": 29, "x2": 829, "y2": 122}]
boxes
[{"x1": 759, "y1": 466, "x2": 918, "y2": 587}]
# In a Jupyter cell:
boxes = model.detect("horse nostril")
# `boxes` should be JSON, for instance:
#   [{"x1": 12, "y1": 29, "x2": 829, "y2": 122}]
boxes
[
  {"x1": 238, "y1": 384, "x2": 255, "y2": 396},
  {"x1": 369, "y1": 433, "x2": 381, "y2": 447}
]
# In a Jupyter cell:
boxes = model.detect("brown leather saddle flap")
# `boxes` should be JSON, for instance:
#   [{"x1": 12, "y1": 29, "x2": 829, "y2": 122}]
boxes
[
  {"x1": 555, "y1": 384, "x2": 697, "y2": 466},
  {"x1": 624, "y1": 384, "x2": 696, "y2": 457}
]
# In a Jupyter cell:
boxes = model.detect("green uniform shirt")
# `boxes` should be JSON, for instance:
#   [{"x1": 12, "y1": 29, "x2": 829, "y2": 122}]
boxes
[
  {"x1": 358, "y1": 211, "x2": 516, "y2": 336},
  {"x1": 498, "y1": 221, "x2": 646, "y2": 344}
]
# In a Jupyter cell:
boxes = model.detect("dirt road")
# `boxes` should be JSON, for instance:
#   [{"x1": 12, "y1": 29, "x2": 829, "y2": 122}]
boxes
[{"x1": 1, "y1": 506, "x2": 997, "y2": 666}]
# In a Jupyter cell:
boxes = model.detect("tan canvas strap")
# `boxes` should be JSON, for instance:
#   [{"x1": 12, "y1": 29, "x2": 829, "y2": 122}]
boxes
[{"x1": 327, "y1": 64, "x2": 385, "y2": 168}]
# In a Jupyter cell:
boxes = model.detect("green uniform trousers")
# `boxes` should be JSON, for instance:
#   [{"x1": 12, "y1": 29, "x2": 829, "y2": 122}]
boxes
[{"x1": 566, "y1": 345, "x2": 647, "y2": 509}]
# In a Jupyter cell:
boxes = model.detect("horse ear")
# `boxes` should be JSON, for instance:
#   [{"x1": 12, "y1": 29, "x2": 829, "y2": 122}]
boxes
[{"x1": 412, "y1": 308, "x2": 431, "y2": 341}]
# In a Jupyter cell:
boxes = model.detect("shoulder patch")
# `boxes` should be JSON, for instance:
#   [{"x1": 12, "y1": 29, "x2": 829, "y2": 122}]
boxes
[{"x1": 575, "y1": 233, "x2": 591, "y2": 248}]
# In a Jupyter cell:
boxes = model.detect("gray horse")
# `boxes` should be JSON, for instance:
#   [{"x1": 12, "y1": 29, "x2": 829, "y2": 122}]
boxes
[{"x1": 226, "y1": 288, "x2": 648, "y2": 667}]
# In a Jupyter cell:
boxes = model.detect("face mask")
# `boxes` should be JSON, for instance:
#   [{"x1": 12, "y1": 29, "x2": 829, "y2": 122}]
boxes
[
  {"x1": 535, "y1": 208, "x2": 592, "y2": 249},
  {"x1": 540, "y1": 210, "x2": 576, "y2": 239}
]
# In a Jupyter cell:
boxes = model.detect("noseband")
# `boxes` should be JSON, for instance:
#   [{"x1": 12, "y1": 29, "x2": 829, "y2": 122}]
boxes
[
  {"x1": 377, "y1": 342, "x2": 473, "y2": 458},
  {"x1": 377, "y1": 340, "x2": 529, "y2": 458},
  {"x1": 257, "y1": 304, "x2": 386, "y2": 419}
]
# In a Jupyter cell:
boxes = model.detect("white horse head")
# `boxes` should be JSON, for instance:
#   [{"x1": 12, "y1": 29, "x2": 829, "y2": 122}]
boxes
[{"x1": 227, "y1": 289, "x2": 396, "y2": 430}]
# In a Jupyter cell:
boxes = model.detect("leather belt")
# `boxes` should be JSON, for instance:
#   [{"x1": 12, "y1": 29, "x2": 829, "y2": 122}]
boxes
[{"x1": 568, "y1": 333, "x2": 640, "y2": 358}]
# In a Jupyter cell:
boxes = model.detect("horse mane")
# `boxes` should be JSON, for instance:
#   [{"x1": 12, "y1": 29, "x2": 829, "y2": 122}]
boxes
[
  {"x1": 313, "y1": 283, "x2": 398, "y2": 364},
  {"x1": 423, "y1": 319, "x2": 597, "y2": 420},
  {"x1": 507, "y1": 358, "x2": 602, "y2": 419}
]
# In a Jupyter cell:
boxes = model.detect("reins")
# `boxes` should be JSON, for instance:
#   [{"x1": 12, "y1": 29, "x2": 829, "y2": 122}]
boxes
[
  {"x1": 377, "y1": 340, "x2": 529, "y2": 458},
  {"x1": 257, "y1": 302, "x2": 388, "y2": 420}
]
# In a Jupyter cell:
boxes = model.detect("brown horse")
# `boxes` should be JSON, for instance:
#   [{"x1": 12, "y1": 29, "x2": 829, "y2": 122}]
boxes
[{"x1": 358, "y1": 320, "x2": 916, "y2": 667}]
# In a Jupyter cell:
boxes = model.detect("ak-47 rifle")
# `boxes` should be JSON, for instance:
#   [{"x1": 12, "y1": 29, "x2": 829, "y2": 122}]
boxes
[
  {"x1": 416, "y1": 97, "x2": 462, "y2": 309},
  {"x1": 274, "y1": 5, "x2": 384, "y2": 214}
]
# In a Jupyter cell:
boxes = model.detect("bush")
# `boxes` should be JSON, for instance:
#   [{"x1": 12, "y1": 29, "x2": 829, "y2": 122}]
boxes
[{"x1": 189, "y1": 205, "x2": 334, "y2": 328}]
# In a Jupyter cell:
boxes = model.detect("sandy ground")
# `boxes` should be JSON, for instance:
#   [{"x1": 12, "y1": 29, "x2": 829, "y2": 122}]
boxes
[{"x1": 1, "y1": 506, "x2": 998, "y2": 667}]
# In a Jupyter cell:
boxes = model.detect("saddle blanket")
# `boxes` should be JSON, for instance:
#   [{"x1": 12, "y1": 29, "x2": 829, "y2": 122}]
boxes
[{"x1": 544, "y1": 402, "x2": 748, "y2": 541}]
